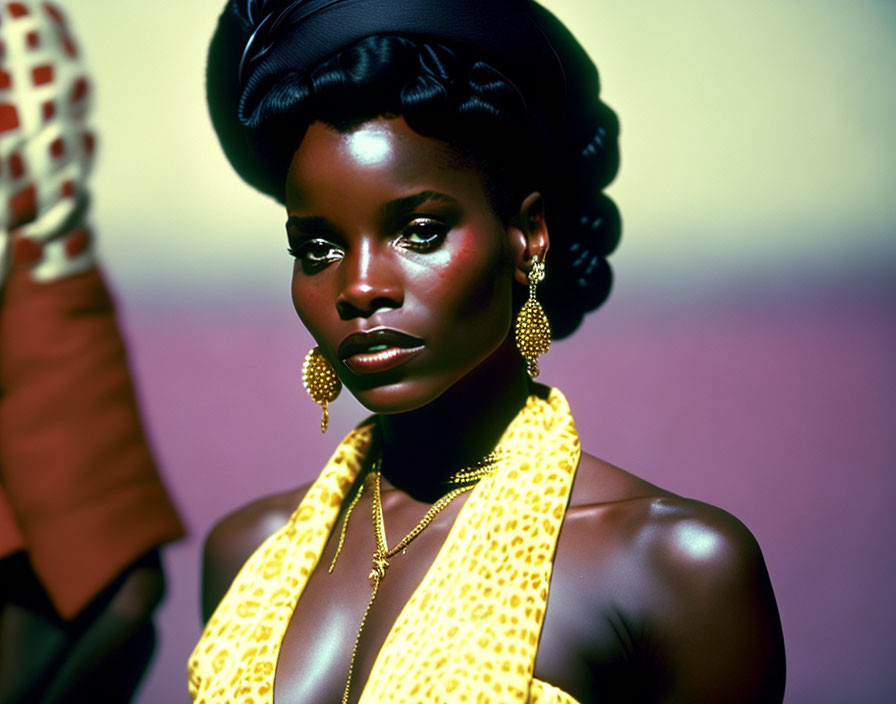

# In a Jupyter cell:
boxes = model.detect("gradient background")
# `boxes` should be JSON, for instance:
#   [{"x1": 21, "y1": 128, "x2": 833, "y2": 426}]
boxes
[{"x1": 68, "y1": 1, "x2": 895, "y2": 701}]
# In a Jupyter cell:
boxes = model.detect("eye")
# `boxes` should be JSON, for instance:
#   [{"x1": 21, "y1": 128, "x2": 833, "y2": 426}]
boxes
[
  {"x1": 395, "y1": 218, "x2": 449, "y2": 252},
  {"x1": 288, "y1": 238, "x2": 344, "y2": 273}
]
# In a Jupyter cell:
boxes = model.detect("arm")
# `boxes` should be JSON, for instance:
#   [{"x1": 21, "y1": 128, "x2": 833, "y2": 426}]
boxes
[
  {"x1": 0, "y1": 3, "x2": 183, "y2": 702},
  {"x1": 40, "y1": 551, "x2": 165, "y2": 703},
  {"x1": 640, "y1": 500, "x2": 786, "y2": 703},
  {"x1": 0, "y1": 2, "x2": 183, "y2": 616},
  {"x1": 0, "y1": 550, "x2": 164, "y2": 704}
]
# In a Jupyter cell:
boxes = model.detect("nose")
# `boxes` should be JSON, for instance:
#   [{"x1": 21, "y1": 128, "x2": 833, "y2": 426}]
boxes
[{"x1": 335, "y1": 238, "x2": 403, "y2": 319}]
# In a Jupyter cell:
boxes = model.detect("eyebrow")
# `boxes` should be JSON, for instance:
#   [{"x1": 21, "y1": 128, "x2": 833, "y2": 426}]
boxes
[
  {"x1": 286, "y1": 215, "x2": 331, "y2": 233},
  {"x1": 380, "y1": 190, "x2": 458, "y2": 220},
  {"x1": 287, "y1": 190, "x2": 458, "y2": 233}
]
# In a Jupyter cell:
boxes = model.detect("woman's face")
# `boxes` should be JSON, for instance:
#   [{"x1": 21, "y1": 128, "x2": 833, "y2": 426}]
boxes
[{"x1": 285, "y1": 116, "x2": 521, "y2": 414}]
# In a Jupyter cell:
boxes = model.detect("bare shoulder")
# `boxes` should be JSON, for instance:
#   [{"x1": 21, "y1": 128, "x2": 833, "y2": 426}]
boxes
[
  {"x1": 200, "y1": 483, "x2": 311, "y2": 622},
  {"x1": 557, "y1": 453, "x2": 785, "y2": 701},
  {"x1": 615, "y1": 494, "x2": 784, "y2": 701},
  {"x1": 637, "y1": 493, "x2": 765, "y2": 575},
  {"x1": 568, "y1": 451, "x2": 676, "y2": 507},
  {"x1": 567, "y1": 452, "x2": 765, "y2": 579}
]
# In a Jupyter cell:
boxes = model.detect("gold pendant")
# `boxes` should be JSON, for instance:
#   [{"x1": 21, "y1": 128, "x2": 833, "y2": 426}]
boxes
[{"x1": 369, "y1": 555, "x2": 389, "y2": 585}]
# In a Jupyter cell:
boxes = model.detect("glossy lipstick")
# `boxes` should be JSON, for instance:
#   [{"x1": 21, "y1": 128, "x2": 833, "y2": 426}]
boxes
[{"x1": 338, "y1": 328, "x2": 424, "y2": 375}]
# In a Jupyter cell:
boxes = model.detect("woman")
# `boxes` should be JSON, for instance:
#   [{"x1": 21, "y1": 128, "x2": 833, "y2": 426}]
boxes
[{"x1": 189, "y1": 1, "x2": 785, "y2": 702}]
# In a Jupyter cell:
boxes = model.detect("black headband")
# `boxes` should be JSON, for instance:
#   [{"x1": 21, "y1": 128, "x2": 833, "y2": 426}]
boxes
[
  {"x1": 241, "y1": 0, "x2": 564, "y2": 119},
  {"x1": 208, "y1": 0, "x2": 601, "y2": 199}
]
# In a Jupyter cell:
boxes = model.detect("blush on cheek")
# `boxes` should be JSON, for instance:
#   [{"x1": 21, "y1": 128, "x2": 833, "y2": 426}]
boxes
[
  {"x1": 455, "y1": 227, "x2": 477, "y2": 261},
  {"x1": 450, "y1": 229, "x2": 511, "y2": 317},
  {"x1": 429, "y1": 227, "x2": 480, "y2": 284}
]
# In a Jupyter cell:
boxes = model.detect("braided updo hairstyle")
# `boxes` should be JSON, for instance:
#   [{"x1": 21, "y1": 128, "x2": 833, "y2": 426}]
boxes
[{"x1": 208, "y1": 0, "x2": 620, "y2": 338}]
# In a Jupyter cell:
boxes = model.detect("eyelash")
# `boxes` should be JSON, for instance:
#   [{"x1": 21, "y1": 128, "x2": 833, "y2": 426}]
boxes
[
  {"x1": 287, "y1": 239, "x2": 344, "y2": 271},
  {"x1": 394, "y1": 218, "x2": 449, "y2": 252},
  {"x1": 287, "y1": 218, "x2": 450, "y2": 271}
]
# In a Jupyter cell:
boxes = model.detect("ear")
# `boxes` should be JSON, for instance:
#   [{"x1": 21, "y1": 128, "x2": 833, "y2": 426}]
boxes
[{"x1": 507, "y1": 192, "x2": 550, "y2": 287}]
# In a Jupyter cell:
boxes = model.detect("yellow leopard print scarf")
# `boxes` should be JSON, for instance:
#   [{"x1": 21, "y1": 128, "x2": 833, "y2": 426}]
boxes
[{"x1": 189, "y1": 386, "x2": 581, "y2": 703}]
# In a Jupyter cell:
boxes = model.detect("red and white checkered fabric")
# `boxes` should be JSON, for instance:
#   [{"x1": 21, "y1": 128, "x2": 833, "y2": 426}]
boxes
[{"x1": 0, "y1": 1, "x2": 95, "y2": 284}]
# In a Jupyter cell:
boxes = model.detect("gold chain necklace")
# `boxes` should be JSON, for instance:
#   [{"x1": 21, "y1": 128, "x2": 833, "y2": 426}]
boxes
[{"x1": 329, "y1": 451, "x2": 501, "y2": 704}]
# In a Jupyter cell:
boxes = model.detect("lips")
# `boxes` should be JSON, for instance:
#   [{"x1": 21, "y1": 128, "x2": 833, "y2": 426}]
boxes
[{"x1": 338, "y1": 328, "x2": 425, "y2": 375}]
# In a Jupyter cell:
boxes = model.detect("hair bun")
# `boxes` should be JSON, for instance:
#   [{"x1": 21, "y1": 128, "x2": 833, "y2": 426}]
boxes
[
  {"x1": 577, "y1": 112, "x2": 620, "y2": 190},
  {"x1": 575, "y1": 195, "x2": 621, "y2": 259}
]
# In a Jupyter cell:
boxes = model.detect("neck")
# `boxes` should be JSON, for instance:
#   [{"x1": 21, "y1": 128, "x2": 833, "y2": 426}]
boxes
[{"x1": 376, "y1": 339, "x2": 532, "y2": 502}]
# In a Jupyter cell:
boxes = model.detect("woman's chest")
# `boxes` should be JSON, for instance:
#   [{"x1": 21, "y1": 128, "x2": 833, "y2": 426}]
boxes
[
  {"x1": 271, "y1": 497, "x2": 642, "y2": 704},
  {"x1": 273, "y1": 492, "x2": 467, "y2": 703}
]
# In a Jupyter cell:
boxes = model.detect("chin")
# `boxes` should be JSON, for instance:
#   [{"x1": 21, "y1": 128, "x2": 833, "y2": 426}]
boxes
[
  {"x1": 340, "y1": 337, "x2": 513, "y2": 416},
  {"x1": 347, "y1": 379, "x2": 452, "y2": 415}
]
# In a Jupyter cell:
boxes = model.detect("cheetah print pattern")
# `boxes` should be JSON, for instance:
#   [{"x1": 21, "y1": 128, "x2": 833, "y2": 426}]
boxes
[
  {"x1": 187, "y1": 428, "x2": 373, "y2": 703},
  {"x1": 188, "y1": 387, "x2": 581, "y2": 704}
]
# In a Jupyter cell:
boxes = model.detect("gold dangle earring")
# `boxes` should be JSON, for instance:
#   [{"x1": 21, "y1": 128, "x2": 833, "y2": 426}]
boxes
[
  {"x1": 301, "y1": 347, "x2": 341, "y2": 433},
  {"x1": 514, "y1": 255, "x2": 551, "y2": 378}
]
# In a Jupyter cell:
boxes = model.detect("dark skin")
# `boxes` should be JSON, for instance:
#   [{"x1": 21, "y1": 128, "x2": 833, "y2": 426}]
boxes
[
  {"x1": 0, "y1": 551, "x2": 163, "y2": 704},
  {"x1": 202, "y1": 117, "x2": 786, "y2": 703}
]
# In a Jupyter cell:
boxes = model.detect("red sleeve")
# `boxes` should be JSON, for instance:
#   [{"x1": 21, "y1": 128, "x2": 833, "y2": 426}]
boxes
[{"x1": 0, "y1": 260, "x2": 185, "y2": 619}]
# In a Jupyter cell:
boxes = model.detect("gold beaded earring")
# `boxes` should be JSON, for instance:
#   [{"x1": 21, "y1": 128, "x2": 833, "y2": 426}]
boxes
[
  {"x1": 301, "y1": 347, "x2": 341, "y2": 433},
  {"x1": 514, "y1": 255, "x2": 551, "y2": 377}
]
